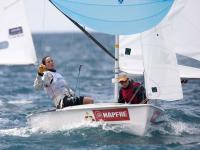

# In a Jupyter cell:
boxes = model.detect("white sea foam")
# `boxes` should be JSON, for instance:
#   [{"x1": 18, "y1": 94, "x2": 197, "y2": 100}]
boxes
[
  {"x1": 8, "y1": 99, "x2": 32, "y2": 105},
  {"x1": 27, "y1": 116, "x2": 101, "y2": 134},
  {"x1": 0, "y1": 127, "x2": 30, "y2": 137},
  {"x1": 170, "y1": 121, "x2": 200, "y2": 135},
  {"x1": 102, "y1": 124, "x2": 124, "y2": 133}
]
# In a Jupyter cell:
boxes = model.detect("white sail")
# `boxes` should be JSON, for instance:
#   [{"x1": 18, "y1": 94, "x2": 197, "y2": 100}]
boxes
[
  {"x1": 119, "y1": 35, "x2": 144, "y2": 75},
  {"x1": 119, "y1": 34, "x2": 200, "y2": 79},
  {"x1": 178, "y1": 65, "x2": 200, "y2": 79},
  {"x1": 158, "y1": 0, "x2": 200, "y2": 61},
  {"x1": 119, "y1": 0, "x2": 200, "y2": 79},
  {"x1": 0, "y1": 0, "x2": 37, "y2": 65},
  {"x1": 141, "y1": 29, "x2": 183, "y2": 100},
  {"x1": 119, "y1": 32, "x2": 183, "y2": 100}
]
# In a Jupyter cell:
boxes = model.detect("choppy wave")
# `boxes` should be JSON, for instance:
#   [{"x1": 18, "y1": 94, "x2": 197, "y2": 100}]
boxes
[
  {"x1": 170, "y1": 121, "x2": 200, "y2": 135},
  {"x1": 0, "y1": 127, "x2": 30, "y2": 137}
]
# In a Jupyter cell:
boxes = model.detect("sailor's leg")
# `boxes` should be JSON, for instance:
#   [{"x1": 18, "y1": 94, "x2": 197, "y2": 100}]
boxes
[
  {"x1": 62, "y1": 96, "x2": 94, "y2": 108},
  {"x1": 83, "y1": 96, "x2": 94, "y2": 104}
]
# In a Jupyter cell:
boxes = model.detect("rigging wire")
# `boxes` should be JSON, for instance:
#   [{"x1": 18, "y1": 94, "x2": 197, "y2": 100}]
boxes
[
  {"x1": 33, "y1": 0, "x2": 47, "y2": 67},
  {"x1": 74, "y1": 65, "x2": 83, "y2": 97}
]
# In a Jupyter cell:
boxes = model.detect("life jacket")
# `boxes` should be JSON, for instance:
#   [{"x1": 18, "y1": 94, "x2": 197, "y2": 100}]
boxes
[{"x1": 120, "y1": 81, "x2": 143, "y2": 104}]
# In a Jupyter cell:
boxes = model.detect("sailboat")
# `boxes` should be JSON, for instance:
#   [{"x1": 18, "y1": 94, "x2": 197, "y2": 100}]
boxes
[
  {"x1": 28, "y1": 0, "x2": 200, "y2": 136},
  {"x1": 0, "y1": 0, "x2": 37, "y2": 65}
]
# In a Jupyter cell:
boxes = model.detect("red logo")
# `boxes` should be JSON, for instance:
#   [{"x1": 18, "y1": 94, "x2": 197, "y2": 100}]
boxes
[{"x1": 92, "y1": 108, "x2": 130, "y2": 121}]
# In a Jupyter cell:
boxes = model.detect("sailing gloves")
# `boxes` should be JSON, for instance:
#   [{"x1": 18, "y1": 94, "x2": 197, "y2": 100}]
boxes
[{"x1": 38, "y1": 64, "x2": 47, "y2": 76}]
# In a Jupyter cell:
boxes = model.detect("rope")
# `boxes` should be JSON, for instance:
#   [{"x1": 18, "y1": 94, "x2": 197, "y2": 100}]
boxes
[{"x1": 74, "y1": 65, "x2": 83, "y2": 96}]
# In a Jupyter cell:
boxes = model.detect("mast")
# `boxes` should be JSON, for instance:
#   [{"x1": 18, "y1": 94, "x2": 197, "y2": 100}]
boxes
[{"x1": 114, "y1": 35, "x2": 119, "y2": 101}]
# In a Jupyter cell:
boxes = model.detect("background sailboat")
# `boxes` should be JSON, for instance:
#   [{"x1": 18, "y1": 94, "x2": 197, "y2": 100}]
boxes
[{"x1": 0, "y1": 0, "x2": 37, "y2": 65}]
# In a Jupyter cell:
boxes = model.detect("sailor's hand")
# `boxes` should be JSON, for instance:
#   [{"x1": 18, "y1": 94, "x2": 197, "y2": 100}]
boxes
[{"x1": 38, "y1": 64, "x2": 47, "y2": 76}]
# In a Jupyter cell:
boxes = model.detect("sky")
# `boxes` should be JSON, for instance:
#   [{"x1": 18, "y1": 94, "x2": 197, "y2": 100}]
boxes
[{"x1": 24, "y1": 0, "x2": 82, "y2": 33}]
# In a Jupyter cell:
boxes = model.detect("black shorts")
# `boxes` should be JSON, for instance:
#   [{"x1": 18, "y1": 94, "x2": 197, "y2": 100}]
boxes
[{"x1": 62, "y1": 96, "x2": 84, "y2": 107}]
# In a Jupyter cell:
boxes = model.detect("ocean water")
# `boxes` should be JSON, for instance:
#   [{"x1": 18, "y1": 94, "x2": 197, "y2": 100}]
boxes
[{"x1": 0, "y1": 33, "x2": 200, "y2": 150}]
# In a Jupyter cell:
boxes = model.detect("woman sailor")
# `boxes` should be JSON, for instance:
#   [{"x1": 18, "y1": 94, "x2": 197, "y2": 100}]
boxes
[{"x1": 34, "y1": 56, "x2": 93, "y2": 109}]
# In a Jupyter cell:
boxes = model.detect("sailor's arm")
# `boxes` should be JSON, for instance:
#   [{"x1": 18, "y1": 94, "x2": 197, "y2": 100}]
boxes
[
  {"x1": 34, "y1": 74, "x2": 43, "y2": 90},
  {"x1": 33, "y1": 64, "x2": 47, "y2": 90}
]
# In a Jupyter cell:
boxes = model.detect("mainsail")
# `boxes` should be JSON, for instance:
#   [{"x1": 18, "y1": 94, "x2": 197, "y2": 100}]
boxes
[
  {"x1": 0, "y1": 0, "x2": 37, "y2": 65},
  {"x1": 50, "y1": 0, "x2": 174, "y2": 35}
]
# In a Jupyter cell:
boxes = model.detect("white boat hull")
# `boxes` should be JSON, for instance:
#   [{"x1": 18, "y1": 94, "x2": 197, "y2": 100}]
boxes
[{"x1": 28, "y1": 103, "x2": 163, "y2": 136}]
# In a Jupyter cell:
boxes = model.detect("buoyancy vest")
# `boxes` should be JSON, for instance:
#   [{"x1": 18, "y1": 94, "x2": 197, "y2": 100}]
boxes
[{"x1": 120, "y1": 81, "x2": 142, "y2": 104}]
